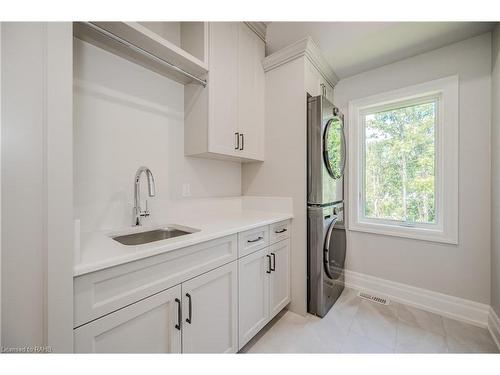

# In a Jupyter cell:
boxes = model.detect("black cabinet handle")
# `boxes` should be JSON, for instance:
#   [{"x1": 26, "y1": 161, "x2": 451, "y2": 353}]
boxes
[
  {"x1": 235, "y1": 132, "x2": 240, "y2": 150},
  {"x1": 271, "y1": 253, "x2": 276, "y2": 271},
  {"x1": 247, "y1": 236, "x2": 263, "y2": 243},
  {"x1": 240, "y1": 133, "x2": 244, "y2": 150},
  {"x1": 275, "y1": 228, "x2": 287, "y2": 234},
  {"x1": 175, "y1": 298, "x2": 181, "y2": 330},
  {"x1": 266, "y1": 254, "x2": 272, "y2": 274},
  {"x1": 185, "y1": 293, "x2": 192, "y2": 324}
]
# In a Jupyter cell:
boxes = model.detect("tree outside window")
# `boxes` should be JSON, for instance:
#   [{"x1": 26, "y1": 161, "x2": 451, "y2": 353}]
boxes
[{"x1": 363, "y1": 99, "x2": 436, "y2": 225}]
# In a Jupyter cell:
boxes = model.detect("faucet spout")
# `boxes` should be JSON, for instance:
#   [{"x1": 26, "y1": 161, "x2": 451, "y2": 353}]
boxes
[{"x1": 133, "y1": 166, "x2": 156, "y2": 226}]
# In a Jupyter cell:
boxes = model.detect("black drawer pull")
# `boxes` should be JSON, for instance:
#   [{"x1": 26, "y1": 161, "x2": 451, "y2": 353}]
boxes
[
  {"x1": 275, "y1": 228, "x2": 287, "y2": 234},
  {"x1": 247, "y1": 236, "x2": 263, "y2": 243},
  {"x1": 186, "y1": 293, "x2": 192, "y2": 324},
  {"x1": 271, "y1": 252, "x2": 276, "y2": 271},
  {"x1": 266, "y1": 255, "x2": 272, "y2": 274},
  {"x1": 175, "y1": 298, "x2": 181, "y2": 330}
]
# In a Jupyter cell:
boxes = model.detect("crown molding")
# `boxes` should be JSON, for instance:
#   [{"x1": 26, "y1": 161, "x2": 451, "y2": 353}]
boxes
[
  {"x1": 244, "y1": 22, "x2": 267, "y2": 42},
  {"x1": 262, "y1": 37, "x2": 339, "y2": 87}
]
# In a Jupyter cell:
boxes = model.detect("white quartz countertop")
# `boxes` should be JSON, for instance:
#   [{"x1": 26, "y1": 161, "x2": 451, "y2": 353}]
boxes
[{"x1": 74, "y1": 210, "x2": 293, "y2": 277}]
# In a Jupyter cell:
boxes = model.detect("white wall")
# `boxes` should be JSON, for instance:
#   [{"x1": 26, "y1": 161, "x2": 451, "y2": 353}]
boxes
[
  {"x1": 0, "y1": 22, "x2": 2, "y2": 347},
  {"x1": 491, "y1": 25, "x2": 500, "y2": 316},
  {"x1": 1, "y1": 22, "x2": 74, "y2": 352},
  {"x1": 335, "y1": 33, "x2": 492, "y2": 304},
  {"x1": 74, "y1": 39, "x2": 241, "y2": 232}
]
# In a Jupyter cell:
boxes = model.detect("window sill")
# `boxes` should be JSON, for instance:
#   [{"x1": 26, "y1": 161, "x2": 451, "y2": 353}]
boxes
[{"x1": 348, "y1": 221, "x2": 458, "y2": 245}]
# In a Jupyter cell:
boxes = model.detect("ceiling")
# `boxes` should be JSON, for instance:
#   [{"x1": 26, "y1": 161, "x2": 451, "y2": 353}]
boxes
[{"x1": 266, "y1": 22, "x2": 496, "y2": 79}]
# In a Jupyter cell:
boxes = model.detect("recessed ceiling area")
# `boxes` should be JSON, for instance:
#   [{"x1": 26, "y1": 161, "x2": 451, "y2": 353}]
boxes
[{"x1": 266, "y1": 22, "x2": 496, "y2": 78}]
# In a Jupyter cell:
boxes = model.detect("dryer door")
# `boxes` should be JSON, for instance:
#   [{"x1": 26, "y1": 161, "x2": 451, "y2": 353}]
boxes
[{"x1": 323, "y1": 217, "x2": 346, "y2": 280}]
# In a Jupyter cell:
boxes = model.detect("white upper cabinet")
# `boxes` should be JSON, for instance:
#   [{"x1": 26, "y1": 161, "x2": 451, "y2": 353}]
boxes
[
  {"x1": 237, "y1": 23, "x2": 265, "y2": 160},
  {"x1": 74, "y1": 22, "x2": 265, "y2": 162},
  {"x1": 305, "y1": 59, "x2": 334, "y2": 103},
  {"x1": 207, "y1": 22, "x2": 239, "y2": 157},
  {"x1": 185, "y1": 22, "x2": 266, "y2": 162}
]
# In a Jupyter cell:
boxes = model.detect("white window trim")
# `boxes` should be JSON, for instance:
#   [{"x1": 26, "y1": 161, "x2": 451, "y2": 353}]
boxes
[{"x1": 348, "y1": 75, "x2": 459, "y2": 244}]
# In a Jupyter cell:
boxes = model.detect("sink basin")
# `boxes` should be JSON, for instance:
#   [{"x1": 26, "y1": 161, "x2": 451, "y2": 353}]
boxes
[{"x1": 112, "y1": 227, "x2": 197, "y2": 246}]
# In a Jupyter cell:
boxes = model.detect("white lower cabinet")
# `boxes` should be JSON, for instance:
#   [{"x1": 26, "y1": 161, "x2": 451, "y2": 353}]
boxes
[
  {"x1": 269, "y1": 239, "x2": 291, "y2": 317},
  {"x1": 182, "y1": 261, "x2": 238, "y2": 353},
  {"x1": 74, "y1": 221, "x2": 291, "y2": 353},
  {"x1": 238, "y1": 248, "x2": 270, "y2": 347},
  {"x1": 74, "y1": 262, "x2": 238, "y2": 353},
  {"x1": 74, "y1": 284, "x2": 182, "y2": 353},
  {"x1": 238, "y1": 238, "x2": 291, "y2": 349}
]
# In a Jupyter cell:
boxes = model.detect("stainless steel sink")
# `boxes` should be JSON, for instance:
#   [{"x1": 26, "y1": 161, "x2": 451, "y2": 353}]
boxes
[{"x1": 112, "y1": 227, "x2": 196, "y2": 246}]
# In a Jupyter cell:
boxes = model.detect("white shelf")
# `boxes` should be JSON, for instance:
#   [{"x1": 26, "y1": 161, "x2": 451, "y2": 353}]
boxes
[{"x1": 73, "y1": 22, "x2": 208, "y2": 86}]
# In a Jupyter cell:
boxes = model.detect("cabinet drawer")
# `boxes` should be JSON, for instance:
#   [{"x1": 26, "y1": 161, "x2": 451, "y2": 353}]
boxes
[
  {"x1": 74, "y1": 234, "x2": 237, "y2": 328},
  {"x1": 270, "y1": 220, "x2": 291, "y2": 244},
  {"x1": 238, "y1": 225, "x2": 269, "y2": 257}
]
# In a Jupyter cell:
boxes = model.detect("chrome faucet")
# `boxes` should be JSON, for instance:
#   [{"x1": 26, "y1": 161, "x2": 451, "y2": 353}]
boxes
[{"x1": 133, "y1": 166, "x2": 156, "y2": 226}]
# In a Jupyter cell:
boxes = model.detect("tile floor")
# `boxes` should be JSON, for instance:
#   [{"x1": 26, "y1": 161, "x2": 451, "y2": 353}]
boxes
[{"x1": 240, "y1": 288, "x2": 499, "y2": 353}]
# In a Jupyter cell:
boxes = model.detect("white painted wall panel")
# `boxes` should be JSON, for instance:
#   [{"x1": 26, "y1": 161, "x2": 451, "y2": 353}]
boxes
[
  {"x1": 491, "y1": 25, "x2": 500, "y2": 316},
  {"x1": 46, "y1": 23, "x2": 74, "y2": 352},
  {"x1": 242, "y1": 58, "x2": 307, "y2": 314},
  {"x1": 1, "y1": 22, "x2": 46, "y2": 347},
  {"x1": 1, "y1": 22, "x2": 74, "y2": 352}
]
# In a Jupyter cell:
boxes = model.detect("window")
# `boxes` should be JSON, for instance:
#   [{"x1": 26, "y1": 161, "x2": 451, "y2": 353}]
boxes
[
  {"x1": 363, "y1": 97, "x2": 437, "y2": 225},
  {"x1": 348, "y1": 76, "x2": 458, "y2": 243}
]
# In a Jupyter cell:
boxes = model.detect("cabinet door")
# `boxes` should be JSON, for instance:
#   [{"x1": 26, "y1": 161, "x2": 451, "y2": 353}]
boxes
[
  {"x1": 74, "y1": 285, "x2": 182, "y2": 353},
  {"x1": 305, "y1": 61, "x2": 334, "y2": 102},
  {"x1": 269, "y1": 239, "x2": 291, "y2": 319},
  {"x1": 305, "y1": 60, "x2": 322, "y2": 97},
  {"x1": 182, "y1": 262, "x2": 238, "y2": 353},
  {"x1": 208, "y1": 22, "x2": 239, "y2": 156},
  {"x1": 238, "y1": 248, "x2": 270, "y2": 349},
  {"x1": 324, "y1": 80, "x2": 334, "y2": 103},
  {"x1": 237, "y1": 23, "x2": 265, "y2": 161}
]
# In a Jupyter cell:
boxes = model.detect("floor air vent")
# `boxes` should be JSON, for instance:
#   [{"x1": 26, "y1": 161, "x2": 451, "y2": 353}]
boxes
[{"x1": 358, "y1": 291, "x2": 390, "y2": 305}]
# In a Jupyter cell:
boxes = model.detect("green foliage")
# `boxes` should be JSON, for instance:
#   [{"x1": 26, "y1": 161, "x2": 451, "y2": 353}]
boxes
[{"x1": 364, "y1": 101, "x2": 436, "y2": 224}]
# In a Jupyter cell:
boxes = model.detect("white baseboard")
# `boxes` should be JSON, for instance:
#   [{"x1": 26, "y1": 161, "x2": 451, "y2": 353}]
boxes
[
  {"x1": 344, "y1": 269, "x2": 490, "y2": 328},
  {"x1": 489, "y1": 307, "x2": 500, "y2": 350}
]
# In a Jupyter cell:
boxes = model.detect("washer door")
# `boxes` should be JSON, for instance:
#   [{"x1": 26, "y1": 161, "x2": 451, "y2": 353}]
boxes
[
  {"x1": 323, "y1": 217, "x2": 346, "y2": 280},
  {"x1": 323, "y1": 108, "x2": 346, "y2": 180}
]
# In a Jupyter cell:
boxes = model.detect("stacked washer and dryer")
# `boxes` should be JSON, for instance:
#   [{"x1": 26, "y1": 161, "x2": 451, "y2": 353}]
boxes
[{"x1": 307, "y1": 95, "x2": 347, "y2": 318}]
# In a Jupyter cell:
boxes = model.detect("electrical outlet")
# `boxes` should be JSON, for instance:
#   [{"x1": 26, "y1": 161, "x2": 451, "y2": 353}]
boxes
[{"x1": 182, "y1": 183, "x2": 191, "y2": 197}]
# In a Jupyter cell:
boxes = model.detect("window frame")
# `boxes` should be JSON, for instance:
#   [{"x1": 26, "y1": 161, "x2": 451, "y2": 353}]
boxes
[{"x1": 348, "y1": 76, "x2": 459, "y2": 244}]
